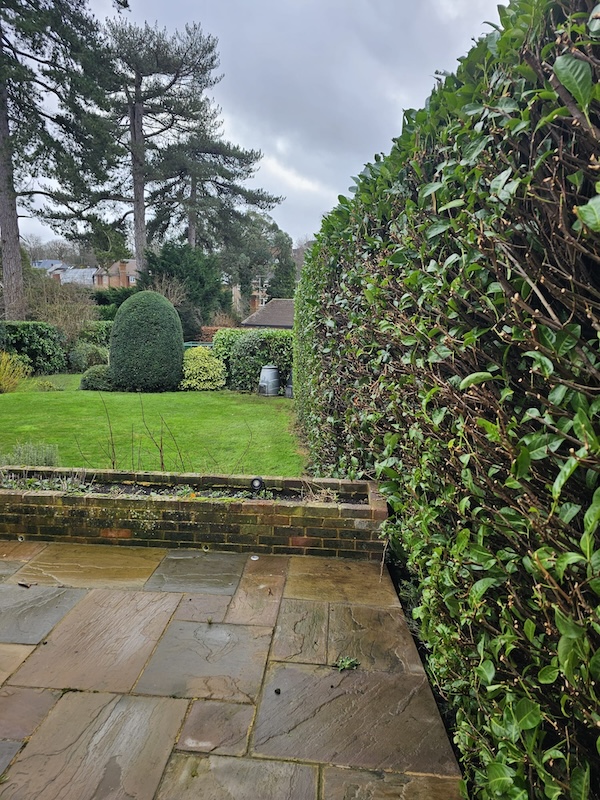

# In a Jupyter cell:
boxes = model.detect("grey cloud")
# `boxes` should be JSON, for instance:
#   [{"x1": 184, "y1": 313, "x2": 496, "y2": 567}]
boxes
[{"x1": 91, "y1": 0, "x2": 503, "y2": 240}]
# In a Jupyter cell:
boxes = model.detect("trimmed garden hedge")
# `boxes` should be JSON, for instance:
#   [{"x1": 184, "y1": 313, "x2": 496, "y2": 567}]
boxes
[
  {"x1": 0, "y1": 321, "x2": 67, "y2": 374},
  {"x1": 295, "y1": 1, "x2": 600, "y2": 798},
  {"x1": 213, "y1": 327, "x2": 293, "y2": 393},
  {"x1": 109, "y1": 291, "x2": 184, "y2": 392}
]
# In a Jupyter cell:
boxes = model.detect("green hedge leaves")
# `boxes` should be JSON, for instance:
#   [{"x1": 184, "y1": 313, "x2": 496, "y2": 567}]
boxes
[{"x1": 295, "y1": 1, "x2": 600, "y2": 797}]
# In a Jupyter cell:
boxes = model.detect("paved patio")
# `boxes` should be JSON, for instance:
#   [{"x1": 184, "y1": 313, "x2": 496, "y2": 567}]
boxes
[{"x1": 0, "y1": 541, "x2": 461, "y2": 799}]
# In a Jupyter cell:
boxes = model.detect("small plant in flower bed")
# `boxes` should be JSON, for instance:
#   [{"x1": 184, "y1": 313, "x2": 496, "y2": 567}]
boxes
[
  {"x1": 0, "y1": 470, "x2": 86, "y2": 492},
  {"x1": 0, "y1": 443, "x2": 60, "y2": 467},
  {"x1": 0, "y1": 473, "x2": 343, "y2": 505}
]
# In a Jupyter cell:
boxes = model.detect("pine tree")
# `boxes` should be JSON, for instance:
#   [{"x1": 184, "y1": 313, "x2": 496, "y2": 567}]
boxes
[
  {"x1": 147, "y1": 131, "x2": 281, "y2": 249},
  {"x1": 104, "y1": 20, "x2": 221, "y2": 271},
  {"x1": 0, "y1": 0, "x2": 125, "y2": 320}
]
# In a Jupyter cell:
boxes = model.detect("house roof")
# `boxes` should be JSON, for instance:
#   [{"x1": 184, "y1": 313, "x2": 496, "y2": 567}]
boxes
[
  {"x1": 241, "y1": 298, "x2": 295, "y2": 329},
  {"x1": 60, "y1": 267, "x2": 98, "y2": 285},
  {"x1": 32, "y1": 260, "x2": 69, "y2": 272}
]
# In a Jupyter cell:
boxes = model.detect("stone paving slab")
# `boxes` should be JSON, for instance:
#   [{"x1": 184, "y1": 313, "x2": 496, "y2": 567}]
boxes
[
  {"x1": 322, "y1": 767, "x2": 462, "y2": 799},
  {"x1": 271, "y1": 598, "x2": 328, "y2": 664},
  {"x1": 224, "y1": 573, "x2": 285, "y2": 626},
  {"x1": 0, "y1": 742, "x2": 21, "y2": 776},
  {"x1": 0, "y1": 687, "x2": 61, "y2": 740},
  {"x1": 0, "y1": 692, "x2": 188, "y2": 800},
  {"x1": 0, "y1": 585, "x2": 85, "y2": 644},
  {"x1": 243, "y1": 554, "x2": 289, "y2": 578},
  {"x1": 10, "y1": 589, "x2": 179, "y2": 692},
  {"x1": 252, "y1": 662, "x2": 460, "y2": 775},
  {"x1": 7, "y1": 543, "x2": 166, "y2": 589},
  {"x1": 177, "y1": 700, "x2": 254, "y2": 756},
  {"x1": 144, "y1": 550, "x2": 246, "y2": 594},
  {"x1": 0, "y1": 644, "x2": 35, "y2": 684},
  {"x1": 135, "y1": 621, "x2": 272, "y2": 701},
  {"x1": 328, "y1": 604, "x2": 423, "y2": 673},
  {"x1": 0, "y1": 543, "x2": 462, "y2": 795},
  {"x1": 174, "y1": 593, "x2": 231, "y2": 623},
  {"x1": 155, "y1": 753, "x2": 318, "y2": 800},
  {"x1": 0, "y1": 542, "x2": 46, "y2": 562},
  {"x1": 285, "y1": 557, "x2": 400, "y2": 606},
  {"x1": 0, "y1": 561, "x2": 23, "y2": 581}
]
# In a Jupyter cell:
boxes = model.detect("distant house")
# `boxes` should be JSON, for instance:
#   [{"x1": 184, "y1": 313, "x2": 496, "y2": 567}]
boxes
[
  {"x1": 94, "y1": 259, "x2": 138, "y2": 289},
  {"x1": 32, "y1": 261, "x2": 98, "y2": 287},
  {"x1": 32, "y1": 260, "x2": 69, "y2": 280},
  {"x1": 60, "y1": 267, "x2": 98, "y2": 287},
  {"x1": 241, "y1": 298, "x2": 294, "y2": 329}
]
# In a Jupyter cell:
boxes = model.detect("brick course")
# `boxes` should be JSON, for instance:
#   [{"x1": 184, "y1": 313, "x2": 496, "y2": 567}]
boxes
[{"x1": 0, "y1": 469, "x2": 387, "y2": 560}]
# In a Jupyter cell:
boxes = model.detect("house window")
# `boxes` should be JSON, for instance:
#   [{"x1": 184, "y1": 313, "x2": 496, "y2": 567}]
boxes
[{"x1": 128, "y1": 276, "x2": 136, "y2": 284}]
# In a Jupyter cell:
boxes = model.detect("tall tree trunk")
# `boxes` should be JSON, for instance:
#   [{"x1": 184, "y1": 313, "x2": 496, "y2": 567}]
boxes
[
  {"x1": 129, "y1": 78, "x2": 146, "y2": 272},
  {"x1": 187, "y1": 175, "x2": 197, "y2": 248},
  {"x1": 0, "y1": 79, "x2": 25, "y2": 320}
]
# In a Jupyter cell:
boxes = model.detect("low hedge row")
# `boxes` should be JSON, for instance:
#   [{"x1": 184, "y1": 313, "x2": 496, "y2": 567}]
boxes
[{"x1": 0, "y1": 321, "x2": 114, "y2": 376}]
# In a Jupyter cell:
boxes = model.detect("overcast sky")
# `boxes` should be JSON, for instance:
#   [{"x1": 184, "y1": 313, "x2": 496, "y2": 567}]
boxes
[{"x1": 23, "y1": 0, "x2": 502, "y2": 246}]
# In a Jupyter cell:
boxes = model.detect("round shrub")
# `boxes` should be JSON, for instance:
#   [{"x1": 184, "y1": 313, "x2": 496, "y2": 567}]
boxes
[
  {"x1": 79, "y1": 364, "x2": 114, "y2": 392},
  {"x1": 109, "y1": 291, "x2": 184, "y2": 392},
  {"x1": 179, "y1": 347, "x2": 226, "y2": 391},
  {"x1": 68, "y1": 342, "x2": 108, "y2": 373}
]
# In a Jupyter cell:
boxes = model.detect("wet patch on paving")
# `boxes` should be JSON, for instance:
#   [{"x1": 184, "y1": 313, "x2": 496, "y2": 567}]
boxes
[
  {"x1": 0, "y1": 543, "x2": 461, "y2": 797},
  {"x1": 224, "y1": 573, "x2": 285, "y2": 626},
  {"x1": 144, "y1": 550, "x2": 246, "y2": 593},
  {"x1": 271, "y1": 598, "x2": 329, "y2": 664},
  {"x1": 322, "y1": 767, "x2": 463, "y2": 799},
  {"x1": 0, "y1": 585, "x2": 85, "y2": 645},
  {"x1": 253, "y1": 662, "x2": 460, "y2": 775},
  {"x1": 0, "y1": 542, "x2": 47, "y2": 583},
  {"x1": 7, "y1": 542, "x2": 166, "y2": 589},
  {"x1": 0, "y1": 742, "x2": 21, "y2": 776},
  {"x1": 135, "y1": 621, "x2": 272, "y2": 701},
  {"x1": 0, "y1": 542, "x2": 47, "y2": 562},
  {"x1": 284, "y1": 556, "x2": 401, "y2": 606},
  {"x1": 177, "y1": 699, "x2": 254, "y2": 756},
  {"x1": 155, "y1": 753, "x2": 318, "y2": 800},
  {"x1": 0, "y1": 692, "x2": 187, "y2": 800},
  {"x1": 10, "y1": 589, "x2": 179, "y2": 692},
  {"x1": 0, "y1": 562, "x2": 24, "y2": 581},
  {"x1": 0, "y1": 645, "x2": 35, "y2": 684},
  {"x1": 327, "y1": 604, "x2": 423, "y2": 673},
  {"x1": 0, "y1": 687, "x2": 61, "y2": 740},
  {"x1": 174, "y1": 592, "x2": 231, "y2": 623}
]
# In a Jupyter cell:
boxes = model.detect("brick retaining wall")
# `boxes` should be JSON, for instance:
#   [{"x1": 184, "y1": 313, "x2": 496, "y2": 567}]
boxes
[{"x1": 0, "y1": 469, "x2": 387, "y2": 560}]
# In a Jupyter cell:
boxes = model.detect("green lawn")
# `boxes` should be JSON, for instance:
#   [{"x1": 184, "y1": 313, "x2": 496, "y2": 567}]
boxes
[{"x1": 0, "y1": 376, "x2": 305, "y2": 476}]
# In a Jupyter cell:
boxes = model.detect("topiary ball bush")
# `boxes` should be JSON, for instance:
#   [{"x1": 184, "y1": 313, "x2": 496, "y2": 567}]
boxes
[
  {"x1": 109, "y1": 291, "x2": 184, "y2": 392},
  {"x1": 79, "y1": 364, "x2": 114, "y2": 391},
  {"x1": 179, "y1": 346, "x2": 226, "y2": 391}
]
